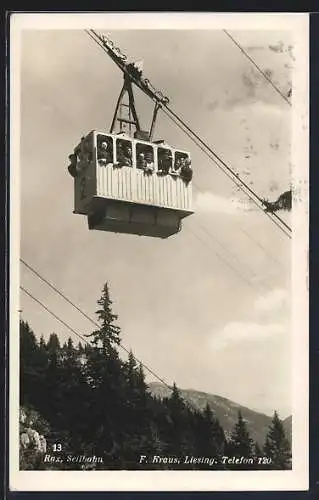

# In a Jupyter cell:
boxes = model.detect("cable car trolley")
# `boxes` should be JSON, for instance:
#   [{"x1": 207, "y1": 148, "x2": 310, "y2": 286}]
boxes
[{"x1": 67, "y1": 31, "x2": 193, "y2": 238}]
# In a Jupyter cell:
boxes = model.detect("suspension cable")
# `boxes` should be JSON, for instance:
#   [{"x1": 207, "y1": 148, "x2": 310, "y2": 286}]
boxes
[
  {"x1": 21, "y1": 286, "x2": 88, "y2": 343},
  {"x1": 187, "y1": 227, "x2": 268, "y2": 295},
  {"x1": 161, "y1": 107, "x2": 291, "y2": 239},
  {"x1": 20, "y1": 279, "x2": 171, "y2": 390},
  {"x1": 162, "y1": 104, "x2": 292, "y2": 237},
  {"x1": 85, "y1": 30, "x2": 292, "y2": 238},
  {"x1": 223, "y1": 29, "x2": 292, "y2": 107}
]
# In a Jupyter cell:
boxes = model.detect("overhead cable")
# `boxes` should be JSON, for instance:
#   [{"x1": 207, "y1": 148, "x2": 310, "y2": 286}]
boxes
[
  {"x1": 20, "y1": 276, "x2": 171, "y2": 390},
  {"x1": 85, "y1": 29, "x2": 292, "y2": 237},
  {"x1": 223, "y1": 29, "x2": 292, "y2": 107}
]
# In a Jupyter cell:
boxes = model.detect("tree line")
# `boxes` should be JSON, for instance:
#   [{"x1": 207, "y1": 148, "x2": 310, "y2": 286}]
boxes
[{"x1": 20, "y1": 282, "x2": 292, "y2": 471}]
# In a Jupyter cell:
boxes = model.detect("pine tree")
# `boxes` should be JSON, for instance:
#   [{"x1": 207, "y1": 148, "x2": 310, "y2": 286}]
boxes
[
  {"x1": 255, "y1": 441, "x2": 262, "y2": 457},
  {"x1": 193, "y1": 403, "x2": 226, "y2": 469},
  {"x1": 43, "y1": 333, "x2": 63, "y2": 421},
  {"x1": 211, "y1": 413, "x2": 227, "y2": 461},
  {"x1": 251, "y1": 440, "x2": 263, "y2": 470},
  {"x1": 164, "y1": 383, "x2": 191, "y2": 461},
  {"x1": 83, "y1": 283, "x2": 126, "y2": 468},
  {"x1": 77, "y1": 341, "x2": 85, "y2": 354},
  {"x1": 20, "y1": 320, "x2": 48, "y2": 408},
  {"x1": 53, "y1": 338, "x2": 94, "y2": 462},
  {"x1": 228, "y1": 411, "x2": 254, "y2": 468},
  {"x1": 39, "y1": 335, "x2": 46, "y2": 349},
  {"x1": 263, "y1": 411, "x2": 291, "y2": 470},
  {"x1": 120, "y1": 355, "x2": 157, "y2": 468},
  {"x1": 20, "y1": 320, "x2": 39, "y2": 405},
  {"x1": 86, "y1": 283, "x2": 121, "y2": 354},
  {"x1": 167, "y1": 383, "x2": 185, "y2": 417},
  {"x1": 254, "y1": 441, "x2": 262, "y2": 456},
  {"x1": 47, "y1": 333, "x2": 61, "y2": 354},
  {"x1": 126, "y1": 350, "x2": 137, "y2": 385},
  {"x1": 19, "y1": 282, "x2": 232, "y2": 472}
]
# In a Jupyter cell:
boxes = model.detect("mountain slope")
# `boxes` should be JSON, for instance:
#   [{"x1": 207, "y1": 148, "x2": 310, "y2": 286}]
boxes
[
  {"x1": 283, "y1": 415, "x2": 292, "y2": 443},
  {"x1": 148, "y1": 382, "x2": 291, "y2": 446}
]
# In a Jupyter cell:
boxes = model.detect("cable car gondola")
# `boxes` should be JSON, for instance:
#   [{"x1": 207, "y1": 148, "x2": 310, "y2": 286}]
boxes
[{"x1": 67, "y1": 32, "x2": 193, "y2": 238}]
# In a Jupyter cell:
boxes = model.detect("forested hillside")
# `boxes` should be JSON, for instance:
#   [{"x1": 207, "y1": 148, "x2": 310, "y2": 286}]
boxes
[
  {"x1": 148, "y1": 382, "x2": 292, "y2": 446},
  {"x1": 19, "y1": 282, "x2": 292, "y2": 471}
]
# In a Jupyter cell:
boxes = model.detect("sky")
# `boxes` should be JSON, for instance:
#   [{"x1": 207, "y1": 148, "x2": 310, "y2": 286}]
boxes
[{"x1": 17, "y1": 26, "x2": 295, "y2": 418}]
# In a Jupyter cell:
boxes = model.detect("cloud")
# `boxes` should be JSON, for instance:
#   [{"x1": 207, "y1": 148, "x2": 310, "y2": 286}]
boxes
[
  {"x1": 194, "y1": 192, "x2": 251, "y2": 215},
  {"x1": 220, "y1": 95, "x2": 288, "y2": 117},
  {"x1": 246, "y1": 45, "x2": 265, "y2": 52},
  {"x1": 211, "y1": 288, "x2": 290, "y2": 350},
  {"x1": 254, "y1": 288, "x2": 288, "y2": 314},
  {"x1": 211, "y1": 321, "x2": 286, "y2": 350},
  {"x1": 233, "y1": 99, "x2": 285, "y2": 117},
  {"x1": 206, "y1": 100, "x2": 219, "y2": 112},
  {"x1": 242, "y1": 70, "x2": 259, "y2": 97},
  {"x1": 269, "y1": 41, "x2": 284, "y2": 53}
]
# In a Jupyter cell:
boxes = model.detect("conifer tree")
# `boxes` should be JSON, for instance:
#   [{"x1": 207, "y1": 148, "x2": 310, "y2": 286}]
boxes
[
  {"x1": 83, "y1": 283, "x2": 126, "y2": 467},
  {"x1": 47, "y1": 333, "x2": 61, "y2": 354},
  {"x1": 190, "y1": 403, "x2": 226, "y2": 469},
  {"x1": 20, "y1": 320, "x2": 48, "y2": 408},
  {"x1": 19, "y1": 283, "x2": 231, "y2": 472},
  {"x1": 55, "y1": 338, "x2": 93, "y2": 458},
  {"x1": 126, "y1": 350, "x2": 137, "y2": 385},
  {"x1": 254, "y1": 441, "x2": 262, "y2": 457},
  {"x1": 121, "y1": 354, "x2": 156, "y2": 467},
  {"x1": 168, "y1": 383, "x2": 185, "y2": 416},
  {"x1": 39, "y1": 335, "x2": 46, "y2": 349},
  {"x1": 36, "y1": 336, "x2": 49, "y2": 372},
  {"x1": 164, "y1": 383, "x2": 191, "y2": 460},
  {"x1": 228, "y1": 411, "x2": 254, "y2": 465},
  {"x1": 263, "y1": 411, "x2": 291, "y2": 470},
  {"x1": 211, "y1": 412, "x2": 227, "y2": 460},
  {"x1": 41, "y1": 333, "x2": 64, "y2": 428},
  {"x1": 77, "y1": 341, "x2": 85, "y2": 354},
  {"x1": 252, "y1": 440, "x2": 263, "y2": 470},
  {"x1": 20, "y1": 320, "x2": 38, "y2": 405},
  {"x1": 86, "y1": 282, "x2": 121, "y2": 354}
]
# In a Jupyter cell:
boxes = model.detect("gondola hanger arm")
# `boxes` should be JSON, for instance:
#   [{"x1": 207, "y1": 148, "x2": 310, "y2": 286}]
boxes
[{"x1": 88, "y1": 30, "x2": 170, "y2": 106}]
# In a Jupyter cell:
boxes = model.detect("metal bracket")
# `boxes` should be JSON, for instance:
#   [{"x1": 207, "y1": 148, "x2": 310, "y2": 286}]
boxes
[
  {"x1": 110, "y1": 76, "x2": 141, "y2": 134},
  {"x1": 149, "y1": 103, "x2": 161, "y2": 141}
]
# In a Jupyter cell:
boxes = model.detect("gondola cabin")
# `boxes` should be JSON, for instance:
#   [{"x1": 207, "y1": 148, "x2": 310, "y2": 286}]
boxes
[{"x1": 68, "y1": 130, "x2": 193, "y2": 238}]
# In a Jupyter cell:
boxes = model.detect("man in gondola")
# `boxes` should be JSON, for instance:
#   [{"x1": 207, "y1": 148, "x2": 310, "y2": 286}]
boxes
[
  {"x1": 123, "y1": 145, "x2": 132, "y2": 166},
  {"x1": 144, "y1": 149, "x2": 154, "y2": 173},
  {"x1": 115, "y1": 144, "x2": 132, "y2": 167},
  {"x1": 137, "y1": 152, "x2": 147, "y2": 170},
  {"x1": 180, "y1": 157, "x2": 193, "y2": 184},
  {"x1": 158, "y1": 150, "x2": 172, "y2": 175},
  {"x1": 97, "y1": 140, "x2": 113, "y2": 165},
  {"x1": 67, "y1": 153, "x2": 79, "y2": 178}
]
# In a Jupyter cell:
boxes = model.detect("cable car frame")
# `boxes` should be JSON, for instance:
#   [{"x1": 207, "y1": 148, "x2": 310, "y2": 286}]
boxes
[{"x1": 68, "y1": 32, "x2": 194, "y2": 238}]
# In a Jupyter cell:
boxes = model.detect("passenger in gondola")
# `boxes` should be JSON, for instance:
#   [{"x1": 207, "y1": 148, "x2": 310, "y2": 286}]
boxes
[
  {"x1": 115, "y1": 144, "x2": 132, "y2": 167},
  {"x1": 180, "y1": 157, "x2": 193, "y2": 184},
  {"x1": 80, "y1": 137, "x2": 93, "y2": 163},
  {"x1": 97, "y1": 141, "x2": 113, "y2": 165},
  {"x1": 179, "y1": 157, "x2": 186, "y2": 170},
  {"x1": 123, "y1": 145, "x2": 132, "y2": 166},
  {"x1": 172, "y1": 156, "x2": 181, "y2": 174},
  {"x1": 144, "y1": 149, "x2": 154, "y2": 174},
  {"x1": 137, "y1": 152, "x2": 147, "y2": 170},
  {"x1": 158, "y1": 150, "x2": 172, "y2": 175},
  {"x1": 67, "y1": 153, "x2": 78, "y2": 178}
]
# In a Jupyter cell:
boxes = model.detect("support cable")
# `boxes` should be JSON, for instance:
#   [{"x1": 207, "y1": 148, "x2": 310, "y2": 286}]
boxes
[
  {"x1": 85, "y1": 29, "x2": 292, "y2": 238},
  {"x1": 20, "y1": 280, "x2": 171, "y2": 390},
  {"x1": 223, "y1": 29, "x2": 292, "y2": 107}
]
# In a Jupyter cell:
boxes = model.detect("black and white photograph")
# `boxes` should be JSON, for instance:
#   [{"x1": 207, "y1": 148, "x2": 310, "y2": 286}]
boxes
[{"x1": 9, "y1": 12, "x2": 309, "y2": 492}]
